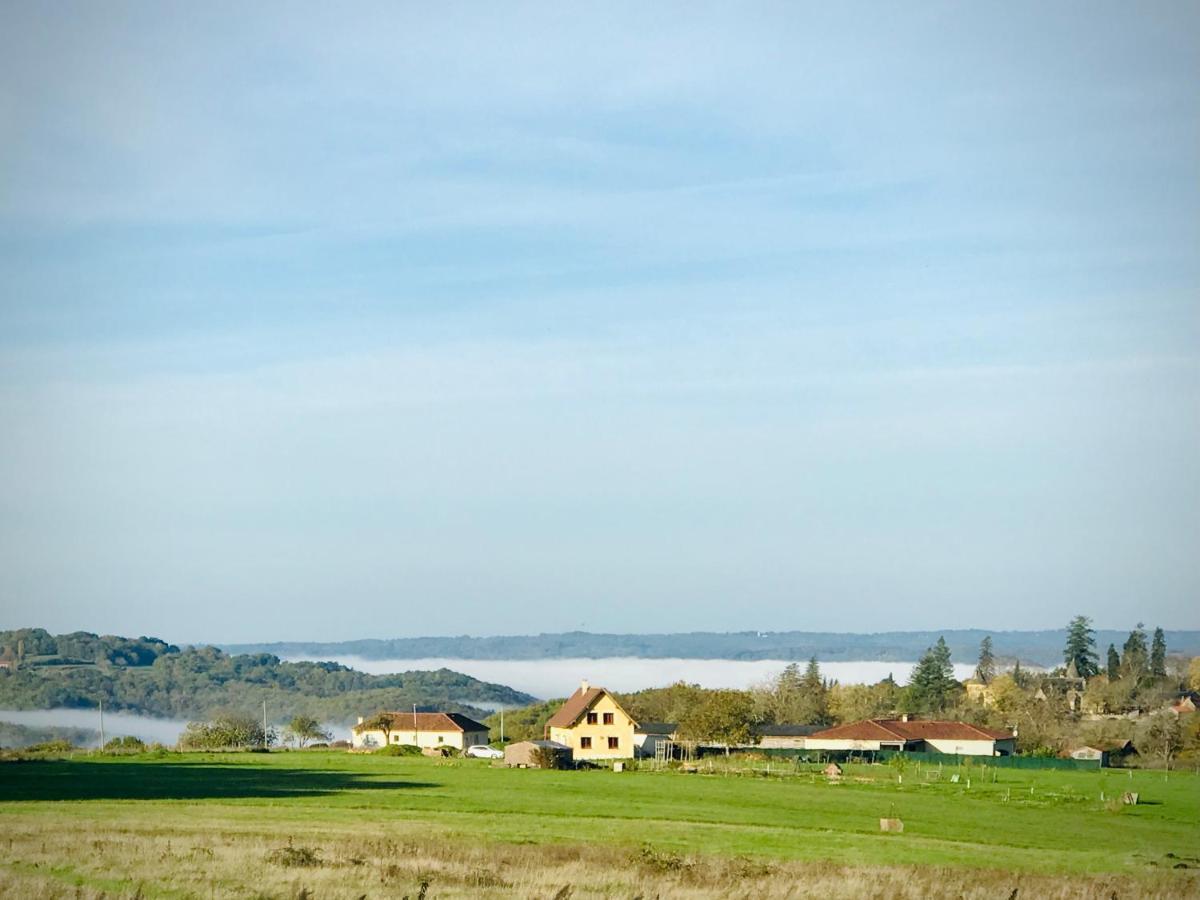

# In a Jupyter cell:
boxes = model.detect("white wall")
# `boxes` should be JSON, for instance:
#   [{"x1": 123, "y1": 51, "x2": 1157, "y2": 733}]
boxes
[
  {"x1": 803, "y1": 738, "x2": 885, "y2": 751},
  {"x1": 352, "y1": 728, "x2": 481, "y2": 750},
  {"x1": 923, "y1": 738, "x2": 1002, "y2": 756}
]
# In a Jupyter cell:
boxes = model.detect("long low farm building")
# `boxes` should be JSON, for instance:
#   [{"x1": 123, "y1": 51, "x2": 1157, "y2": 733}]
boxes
[
  {"x1": 351, "y1": 712, "x2": 489, "y2": 751},
  {"x1": 804, "y1": 718, "x2": 1016, "y2": 756}
]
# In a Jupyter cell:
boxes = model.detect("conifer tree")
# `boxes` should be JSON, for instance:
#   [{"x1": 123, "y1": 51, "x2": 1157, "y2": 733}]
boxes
[
  {"x1": 1123, "y1": 623, "x2": 1149, "y2": 679},
  {"x1": 975, "y1": 636, "x2": 996, "y2": 684},
  {"x1": 909, "y1": 637, "x2": 956, "y2": 713},
  {"x1": 1106, "y1": 644, "x2": 1120, "y2": 681},
  {"x1": 1150, "y1": 627, "x2": 1167, "y2": 679},
  {"x1": 798, "y1": 657, "x2": 831, "y2": 725},
  {"x1": 1012, "y1": 659, "x2": 1029, "y2": 689},
  {"x1": 1063, "y1": 615, "x2": 1099, "y2": 678}
]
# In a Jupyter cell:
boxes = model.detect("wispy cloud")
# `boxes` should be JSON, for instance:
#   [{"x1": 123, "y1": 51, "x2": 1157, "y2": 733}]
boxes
[{"x1": 0, "y1": 2, "x2": 1196, "y2": 639}]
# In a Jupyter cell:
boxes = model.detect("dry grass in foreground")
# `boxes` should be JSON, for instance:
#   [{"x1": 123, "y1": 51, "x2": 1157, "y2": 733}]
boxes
[{"x1": 1, "y1": 823, "x2": 1196, "y2": 900}]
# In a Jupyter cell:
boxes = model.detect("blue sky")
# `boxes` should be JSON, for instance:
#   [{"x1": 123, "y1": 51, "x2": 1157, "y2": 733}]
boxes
[{"x1": 1, "y1": 2, "x2": 1197, "y2": 642}]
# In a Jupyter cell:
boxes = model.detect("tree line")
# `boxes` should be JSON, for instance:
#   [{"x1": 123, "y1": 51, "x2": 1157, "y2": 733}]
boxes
[
  {"x1": 486, "y1": 618, "x2": 1200, "y2": 765},
  {"x1": 0, "y1": 640, "x2": 534, "y2": 724}
]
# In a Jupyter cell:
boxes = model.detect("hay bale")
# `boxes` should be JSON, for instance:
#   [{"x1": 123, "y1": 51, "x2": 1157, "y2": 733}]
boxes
[{"x1": 880, "y1": 818, "x2": 904, "y2": 833}]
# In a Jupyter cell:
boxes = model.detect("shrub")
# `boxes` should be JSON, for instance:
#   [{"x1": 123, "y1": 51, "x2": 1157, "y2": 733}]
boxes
[
  {"x1": 24, "y1": 739, "x2": 75, "y2": 754},
  {"x1": 375, "y1": 744, "x2": 422, "y2": 756},
  {"x1": 633, "y1": 845, "x2": 693, "y2": 874},
  {"x1": 530, "y1": 745, "x2": 568, "y2": 769},
  {"x1": 1020, "y1": 745, "x2": 1059, "y2": 759},
  {"x1": 103, "y1": 736, "x2": 146, "y2": 753},
  {"x1": 180, "y1": 714, "x2": 275, "y2": 750},
  {"x1": 265, "y1": 844, "x2": 322, "y2": 868}
]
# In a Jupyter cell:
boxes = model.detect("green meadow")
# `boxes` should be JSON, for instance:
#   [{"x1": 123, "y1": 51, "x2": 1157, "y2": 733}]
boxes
[{"x1": 1, "y1": 751, "x2": 1198, "y2": 897}]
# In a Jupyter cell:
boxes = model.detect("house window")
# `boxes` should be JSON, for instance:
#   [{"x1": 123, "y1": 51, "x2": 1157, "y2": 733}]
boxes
[
  {"x1": 580, "y1": 737, "x2": 592, "y2": 749},
  {"x1": 392, "y1": 734, "x2": 399, "y2": 743},
  {"x1": 586, "y1": 712, "x2": 598, "y2": 725},
  {"x1": 607, "y1": 737, "x2": 619, "y2": 750},
  {"x1": 603, "y1": 712, "x2": 614, "y2": 725},
  {"x1": 437, "y1": 735, "x2": 444, "y2": 743}
]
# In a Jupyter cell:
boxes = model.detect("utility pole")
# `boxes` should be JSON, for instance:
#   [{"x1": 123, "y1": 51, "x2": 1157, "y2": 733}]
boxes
[
  {"x1": 99, "y1": 698, "x2": 105, "y2": 749},
  {"x1": 413, "y1": 703, "x2": 419, "y2": 747},
  {"x1": 263, "y1": 699, "x2": 268, "y2": 750},
  {"x1": 500, "y1": 706, "x2": 505, "y2": 743}
]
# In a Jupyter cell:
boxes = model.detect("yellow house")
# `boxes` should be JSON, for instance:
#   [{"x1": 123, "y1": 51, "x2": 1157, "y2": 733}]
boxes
[{"x1": 547, "y1": 680, "x2": 637, "y2": 760}]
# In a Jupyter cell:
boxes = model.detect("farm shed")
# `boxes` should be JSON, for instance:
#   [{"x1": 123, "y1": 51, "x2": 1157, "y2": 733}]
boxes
[
  {"x1": 504, "y1": 740, "x2": 573, "y2": 769},
  {"x1": 634, "y1": 722, "x2": 677, "y2": 758},
  {"x1": 1069, "y1": 741, "x2": 1137, "y2": 767},
  {"x1": 752, "y1": 724, "x2": 820, "y2": 749}
]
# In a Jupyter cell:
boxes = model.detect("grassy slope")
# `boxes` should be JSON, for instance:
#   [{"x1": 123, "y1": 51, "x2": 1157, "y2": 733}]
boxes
[{"x1": 1, "y1": 752, "x2": 1197, "y2": 879}]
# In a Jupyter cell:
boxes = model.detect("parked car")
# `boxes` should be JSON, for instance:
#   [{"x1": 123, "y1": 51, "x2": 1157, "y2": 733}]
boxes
[{"x1": 465, "y1": 744, "x2": 504, "y2": 759}]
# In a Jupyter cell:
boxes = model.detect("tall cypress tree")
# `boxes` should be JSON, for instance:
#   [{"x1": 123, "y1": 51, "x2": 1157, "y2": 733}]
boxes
[
  {"x1": 1106, "y1": 644, "x2": 1120, "y2": 681},
  {"x1": 1123, "y1": 623, "x2": 1149, "y2": 679},
  {"x1": 799, "y1": 656, "x2": 830, "y2": 725},
  {"x1": 975, "y1": 636, "x2": 996, "y2": 684},
  {"x1": 773, "y1": 662, "x2": 804, "y2": 719},
  {"x1": 1063, "y1": 615, "x2": 1099, "y2": 678},
  {"x1": 1150, "y1": 628, "x2": 1167, "y2": 679},
  {"x1": 1012, "y1": 659, "x2": 1029, "y2": 688}
]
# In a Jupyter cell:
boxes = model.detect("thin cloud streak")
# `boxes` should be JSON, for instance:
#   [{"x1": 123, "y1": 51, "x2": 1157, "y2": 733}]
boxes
[{"x1": 0, "y1": 2, "x2": 1196, "y2": 640}]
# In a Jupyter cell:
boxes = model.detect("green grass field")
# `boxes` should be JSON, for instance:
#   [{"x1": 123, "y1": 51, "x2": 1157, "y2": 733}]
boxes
[{"x1": 1, "y1": 751, "x2": 1198, "y2": 898}]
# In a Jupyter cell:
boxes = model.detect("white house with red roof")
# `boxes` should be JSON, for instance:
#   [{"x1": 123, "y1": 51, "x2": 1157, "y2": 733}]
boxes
[
  {"x1": 351, "y1": 711, "x2": 489, "y2": 751},
  {"x1": 804, "y1": 717, "x2": 1016, "y2": 756}
]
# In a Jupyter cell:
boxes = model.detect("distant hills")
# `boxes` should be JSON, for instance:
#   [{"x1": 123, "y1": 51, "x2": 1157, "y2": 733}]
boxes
[
  {"x1": 0, "y1": 628, "x2": 536, "y2": 725},
  {"x1": 225, "y1": 628, "x2": 1200, "y2": 668}
]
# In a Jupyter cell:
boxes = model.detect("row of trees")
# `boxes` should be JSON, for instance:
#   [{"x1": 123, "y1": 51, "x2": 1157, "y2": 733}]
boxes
[
  {"x1": 179, "y1": 713, "x2": 331, "y2": 750},
  {"x1": 0, "y1": 645, "x2": 533, "y2": 724},
  {"x1": 1062, "y1": 616, "x2": 1168, "y2": 682},
  {"x1": 0, "y1": 628, "x2": 178, "y2": 668}
]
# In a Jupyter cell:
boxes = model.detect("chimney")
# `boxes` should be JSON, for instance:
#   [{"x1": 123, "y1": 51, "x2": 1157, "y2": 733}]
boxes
[
  {"x1": 357, "y1": 716, "x2": 364, "y2": 725},
  {"x1": 580, "y1": 679, "x2": 590, "y2": 693},
  {"x1": 900, "y1": 713, "x2": 909, "y2": 722}
]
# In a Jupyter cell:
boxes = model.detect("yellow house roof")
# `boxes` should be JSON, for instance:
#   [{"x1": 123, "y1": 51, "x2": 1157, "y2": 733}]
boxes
[{"x1": 546, "y1": 683, "x2": 638, "y2": 729}]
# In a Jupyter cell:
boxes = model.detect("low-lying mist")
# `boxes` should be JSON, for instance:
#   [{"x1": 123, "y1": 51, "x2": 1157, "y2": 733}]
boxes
[{"x1": 289, "y1": 657, "x2": 980, "y2": 700}]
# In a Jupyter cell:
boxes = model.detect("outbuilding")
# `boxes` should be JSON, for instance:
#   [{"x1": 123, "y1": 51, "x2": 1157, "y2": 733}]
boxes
[
  {"x1": 1069, "y1": 741, "x2": 1137, "y2": 767},
  {"x1": 504, "y1": 739, "x2": 573, "y2": 769},
  {"x1": 633, "y1": 722, "x2": 677, "y2": 758},
  {"x1": 752, "y1": 724, "x2": 820, "y2": 749}
]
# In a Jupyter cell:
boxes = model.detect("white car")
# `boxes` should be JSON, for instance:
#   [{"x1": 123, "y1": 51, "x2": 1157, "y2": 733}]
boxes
[{"x1": 465, "y1": 744, "x2": 504, "y2": 759}]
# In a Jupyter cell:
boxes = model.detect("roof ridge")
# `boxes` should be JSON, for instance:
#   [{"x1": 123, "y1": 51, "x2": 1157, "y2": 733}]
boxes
[
  {"x1": 545, "y1": 684, "x2": 640, "y2": 729},
  {"x1": 869, "y1": 718, "x2": 910, "y2": 739}
]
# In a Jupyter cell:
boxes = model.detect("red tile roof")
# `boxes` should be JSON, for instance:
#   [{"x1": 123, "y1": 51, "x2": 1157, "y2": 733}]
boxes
[
  {"x1": 353, "y1": 712, "x2": 488, "y2": 733},
  {"x1": 807, "y1": 720, "x2": 911, "y2": 742},
  {"x1": 808, "y1": 719, "x2": 1012, "y2": 742}
]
